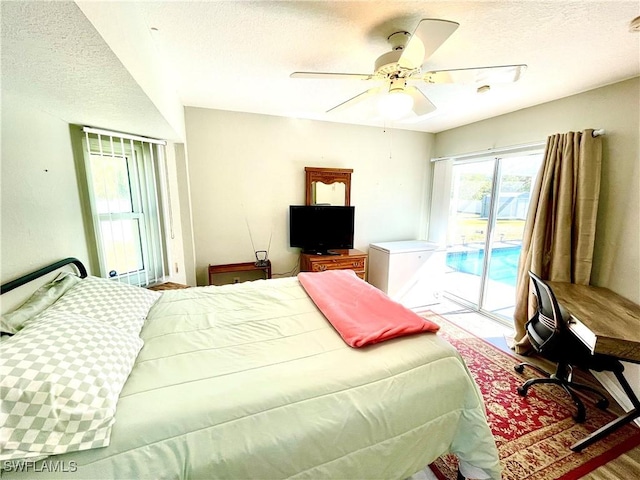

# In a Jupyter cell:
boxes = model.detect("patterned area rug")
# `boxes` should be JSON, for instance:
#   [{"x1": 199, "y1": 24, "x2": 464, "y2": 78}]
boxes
[{"x1": 424, "y1": 311, "x2": 640, "y2": 480}]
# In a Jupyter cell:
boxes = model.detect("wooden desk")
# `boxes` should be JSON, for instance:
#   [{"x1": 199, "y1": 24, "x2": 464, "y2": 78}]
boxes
[
  {"x1": 546, "y1": 281, "x2": 640, "y2": 452},
  {"x1": 208, "y1": 261, "x2": 272, "y2": 285},
  {"x1": 546, "y1": 281, "x2": 640, "y2": 363}
]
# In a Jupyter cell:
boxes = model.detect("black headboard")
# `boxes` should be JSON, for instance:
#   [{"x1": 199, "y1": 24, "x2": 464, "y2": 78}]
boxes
[{"x1": 0, "y1": 257, "x2": 88, "y2": 295}]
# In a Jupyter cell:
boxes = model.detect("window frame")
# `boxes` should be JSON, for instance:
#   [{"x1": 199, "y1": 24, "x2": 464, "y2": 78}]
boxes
[{"x1": 81, "y1": 129, "x2": 167, "y2": 286}]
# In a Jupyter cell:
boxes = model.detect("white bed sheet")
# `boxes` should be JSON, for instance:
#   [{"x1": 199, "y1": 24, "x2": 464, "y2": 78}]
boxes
[{"x1": 3, "y1": 277, "x2": 500, "y2": 479}]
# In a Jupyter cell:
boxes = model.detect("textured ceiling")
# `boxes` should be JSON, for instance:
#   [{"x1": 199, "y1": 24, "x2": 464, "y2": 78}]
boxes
[
  {"x1": 1, "y1": 1, "x2": 177, "y2": 140},
  {"x1": 2, "y1": 1, "x2": 639, "y2": 138}
]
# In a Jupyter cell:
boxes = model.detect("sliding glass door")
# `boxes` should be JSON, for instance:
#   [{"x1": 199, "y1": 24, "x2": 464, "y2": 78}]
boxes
[
  {"x1": 482, "y1": 155, "x2": 541, "y2": 317},
  {"x1": 443, "y1": 151, "x2": 543, "y2": 322},
  {"x1": 445, "y1": 160, "x2": 495, "y2": 305}
]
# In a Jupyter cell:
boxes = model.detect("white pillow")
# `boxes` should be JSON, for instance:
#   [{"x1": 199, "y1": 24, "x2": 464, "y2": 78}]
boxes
[
  {"x1": 1, "y1": 272, "x2": 80, "y2": 334},
  {"x1": 0, "y1": 310, "x2": 143, "y2": 462},
  {"x1": 46, "y1": 276, "x2": 160, "y2": 336}
]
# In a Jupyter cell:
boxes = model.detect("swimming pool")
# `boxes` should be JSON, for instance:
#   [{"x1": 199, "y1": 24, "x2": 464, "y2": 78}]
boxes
[{"x1": 446, "y1": 245, "x2": 522, "y2": 286}]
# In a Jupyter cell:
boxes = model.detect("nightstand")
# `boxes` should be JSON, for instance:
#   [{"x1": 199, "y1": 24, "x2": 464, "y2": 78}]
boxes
[{"x1": 208, "y1": 261, "x2": 272, "y2": 285}]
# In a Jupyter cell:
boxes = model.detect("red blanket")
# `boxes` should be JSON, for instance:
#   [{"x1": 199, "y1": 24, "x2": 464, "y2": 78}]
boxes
[{"x1": 298, "y1": 270, "x2": 440, "y2": 347}]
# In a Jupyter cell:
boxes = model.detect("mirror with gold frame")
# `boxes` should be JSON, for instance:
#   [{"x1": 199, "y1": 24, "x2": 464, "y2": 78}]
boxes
[{"x1": 305, "y1": 167, "x2": 353, "y2": 206}]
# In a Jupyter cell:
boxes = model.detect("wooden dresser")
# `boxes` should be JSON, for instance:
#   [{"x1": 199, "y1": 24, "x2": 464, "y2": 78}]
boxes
[{"x1": 300, "y1": 249, "x2": 367, "y2": 280}]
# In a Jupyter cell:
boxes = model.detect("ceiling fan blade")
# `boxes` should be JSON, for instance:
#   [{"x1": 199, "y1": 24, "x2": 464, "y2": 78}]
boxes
[
  {"x1": 405, "y1": 87, "x2": 437, "y2": 116},
  {"x1": 326, "y1": 87, "x2": 382, "y2": 113},
  {"x1": 423, "y1": 64, "x2": 527, "y2": 84},
  {"x1": 398, "y1": 19, "x2": 460, "y2": 70},
  {"x1": 291, "y1": 72, "x2": 373, "y2": 81}
]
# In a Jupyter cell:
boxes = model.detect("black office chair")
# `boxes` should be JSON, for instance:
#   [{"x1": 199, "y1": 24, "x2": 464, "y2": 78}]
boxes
[{"x1": 514, "y1": 271, "x2": 621, "y2": 423}]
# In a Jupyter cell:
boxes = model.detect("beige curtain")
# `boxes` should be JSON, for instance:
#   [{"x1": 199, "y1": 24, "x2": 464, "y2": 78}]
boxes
[{"x1": 512, "y1": 129, "x2": 602, "y2": 354}]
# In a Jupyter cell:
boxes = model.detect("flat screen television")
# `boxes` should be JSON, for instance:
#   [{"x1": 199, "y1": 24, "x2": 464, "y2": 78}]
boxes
[{"x1": 289, "y1": 205, "x2": 355, "y2": 255}]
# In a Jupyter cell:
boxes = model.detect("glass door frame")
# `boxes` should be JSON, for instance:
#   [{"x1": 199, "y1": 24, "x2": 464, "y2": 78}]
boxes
[
  {"x1": 443, "y1": 156, "x2": 504, "y2": 322},
  {"x1": 477, "y1": 157, "x2": 501, "y2": 314},
  {"x1": 434, "y1": 145, "x2": 545, "y2": 326}
]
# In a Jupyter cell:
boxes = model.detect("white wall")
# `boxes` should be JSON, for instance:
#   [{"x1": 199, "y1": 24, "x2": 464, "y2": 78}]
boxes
[
  {"x1": 1, "y1": 93, "x2": 91, "y2": 286},
  {"x1": 172, "y1": 143, "x2": 197, "y2": 285},
  {"x1": 160, "y1": 142, "x2": 189, "y2": 285},
  {"x1": 434, "y1": 77, "x2": 640, "y2": 304},
  {"x1": 0, "y1": 92, "x2": 189, "y2": 295},
  {"x1": 184, "y1": 108, "x2": 434, "y2": 285},
  {"x1": 0, "y1": 92, "x2": 92, "y2": 312}
]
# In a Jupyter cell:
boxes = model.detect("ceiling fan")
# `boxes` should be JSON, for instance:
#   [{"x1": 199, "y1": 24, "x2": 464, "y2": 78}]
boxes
[{"x1": 290, "y1": 19, "x2": 527, "y2": 121}]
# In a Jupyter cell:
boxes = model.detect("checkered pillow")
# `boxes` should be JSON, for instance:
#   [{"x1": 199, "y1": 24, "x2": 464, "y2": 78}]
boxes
[
  {"x1": 0, "y1": 310, "x2": 143, "y2": 462},
  {"x1": 46, "y1": 276, "x2": 160, "y2": 336}
]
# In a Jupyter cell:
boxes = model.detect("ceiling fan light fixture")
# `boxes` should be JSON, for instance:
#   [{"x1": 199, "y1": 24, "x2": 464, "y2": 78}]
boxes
[
  {"x1": 377, "y1": 90, "x2": 414, "y2": 119},
  {"x1": 291, "y1": 18, "x2": 523, "y2": 121}
]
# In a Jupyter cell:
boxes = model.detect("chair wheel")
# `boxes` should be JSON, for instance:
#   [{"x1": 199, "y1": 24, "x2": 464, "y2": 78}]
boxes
[
  {"x1": 574, "y1": 411, "x2": 586, "y2": 423},
  {"x1": 514, "y1": 364, "x2": 524, "y2": 374},
  {"x1": 517, "y1": 386, "x2": 528, "y2": 396},
  {"x1": 596, "y1": 398, "x2": 609, "y2": 409}
]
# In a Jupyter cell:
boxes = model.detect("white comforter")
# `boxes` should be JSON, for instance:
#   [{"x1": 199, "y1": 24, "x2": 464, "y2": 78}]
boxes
[{"x1": 3, "y1": 277, "x2": 500, "y2": 479}]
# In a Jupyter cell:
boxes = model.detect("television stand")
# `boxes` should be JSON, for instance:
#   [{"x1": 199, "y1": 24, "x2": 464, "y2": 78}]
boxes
[
  {"x1": 304, "y1": 249, "x2": 340, "y2": 256},
  {"x1": 300, "y1": 249, "x2": 367, "y2": 280}
]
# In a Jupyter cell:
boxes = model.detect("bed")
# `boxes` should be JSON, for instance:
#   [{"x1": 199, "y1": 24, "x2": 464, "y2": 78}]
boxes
[{"x1": 1, "y1": 258, "x2": 500, "y2": 479}]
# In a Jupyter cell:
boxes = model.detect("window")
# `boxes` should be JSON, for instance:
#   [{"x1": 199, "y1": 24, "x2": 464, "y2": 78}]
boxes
[{"x1": 82, "y1": 127, "x2": 168, "y2": 286}]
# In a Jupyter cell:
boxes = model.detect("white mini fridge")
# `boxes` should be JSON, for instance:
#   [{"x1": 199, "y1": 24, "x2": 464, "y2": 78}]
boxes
[{"x1": 368, "y1": 240, "x2": 445, "y2": 308}]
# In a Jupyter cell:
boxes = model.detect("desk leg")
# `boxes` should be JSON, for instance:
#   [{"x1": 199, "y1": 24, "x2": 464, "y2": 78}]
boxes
[
  {"x1": 571, "y1": 409, "x2": 640, "y2": 452},
  {"x1": 571, "y1": 369, "x2": 640, "y2": 452}
]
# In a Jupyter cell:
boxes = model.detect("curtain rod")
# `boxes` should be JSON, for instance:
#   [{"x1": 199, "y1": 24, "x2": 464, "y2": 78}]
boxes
[
  {"x1": 431, "y1": 128, "x2": 606, "y2": 163},
  {"x1": 430, "y1": 141, "x2": 546, "y2": 163},
  {"x1": 82, "y1": 126, "x2": 167, "y2": 146}
]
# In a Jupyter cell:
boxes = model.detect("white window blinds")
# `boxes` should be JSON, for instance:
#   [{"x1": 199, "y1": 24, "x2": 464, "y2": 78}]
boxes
[{"x1": 82, "y1": 127, "x2": 168, "y2": 286}]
